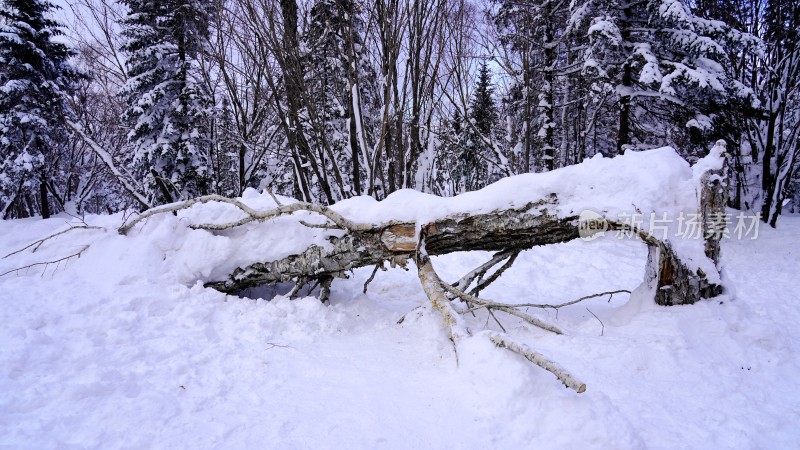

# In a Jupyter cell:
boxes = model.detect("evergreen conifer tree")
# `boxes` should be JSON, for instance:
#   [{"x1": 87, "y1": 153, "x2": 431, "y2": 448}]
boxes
[
  {"x1": 0, "y1": 0, "x2": 79, "y2": 218},
  {"x1": 571, "y1": 0, "x2": 756, "y2": 155},
  {"x1": 456, "y1": 62, "x2": 497, "y2": 192},
  {"x1": 120, "y1": 0, "x2": 215, "y2": 204}
]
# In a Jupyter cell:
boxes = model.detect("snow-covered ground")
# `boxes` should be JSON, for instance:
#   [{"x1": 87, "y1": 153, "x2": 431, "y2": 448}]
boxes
[{"x1": 1, "y1": 211, "x2": 798, "y2": 449}]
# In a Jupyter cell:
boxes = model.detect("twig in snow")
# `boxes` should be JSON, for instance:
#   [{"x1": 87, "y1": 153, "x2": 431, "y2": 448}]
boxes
[
  {"x1": 586, "y1": 308, "x2": 604, "y2": 336},
  {"x1": 0, "y1": 246, "x2": 90, "y2": 278},
  {"x1": 397, "y1": 306, "x2": 422, "y2": 324},
  {"x1": 458, "y1": 288, "x2": 632, "y2": 311},
  {"x1": 487, "y1": 308, "x2": 507, "y2": 333},
  {"x1": 363, "y1": 263, "x2": 383, "y2": 293},
  {"x1": 265, "y1": 342, "x2": 294, "y2": 350},
  {"x1": 2, "y1": 226, "x2": 102, "y2": 259}
]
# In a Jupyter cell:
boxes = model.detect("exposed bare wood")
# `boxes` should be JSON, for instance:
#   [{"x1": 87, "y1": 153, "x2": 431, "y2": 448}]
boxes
[{"x1": 380, "y1": 224, "x2": 417, "y2": 252}]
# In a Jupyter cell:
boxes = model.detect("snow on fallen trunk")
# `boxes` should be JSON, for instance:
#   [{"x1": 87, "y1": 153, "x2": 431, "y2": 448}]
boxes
[{"x1": 116, "y1": 143, "x2": 728, "y2": 307}]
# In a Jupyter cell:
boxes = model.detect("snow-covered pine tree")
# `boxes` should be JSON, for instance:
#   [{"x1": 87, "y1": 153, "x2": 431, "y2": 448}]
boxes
[
  {"x1": 120, "y1": 0, "x2": 215, "y2": 204},
  {"x1": 471, "y1": 63, "x2": 499, "y2": 139},
  {"x1": 457, "y1": 62, "x2": 498, "y2": 192},
  {"x1": 0, "y1": 0, "x2": 80, "y2": 219},
  {"x1": 571, "y1": 0, "x2": 756, "y2": 156}
]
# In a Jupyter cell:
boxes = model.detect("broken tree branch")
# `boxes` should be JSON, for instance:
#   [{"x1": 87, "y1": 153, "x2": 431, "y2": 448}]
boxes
[
  {"x1": 416, "y1": 247, "x2": 470, "y2": 346},
  {"x1": 118, "y1": 195, "x2": 377, "y2": 235},
  {"x1": 67, "y1": 121, "x2": 152, "y2": 210},
  {"x1": 490, "y1": 305, "x2": 565, "y2": 335},
  {"x1": 452, "y1": 249, "x2": 518, "y2": 291},
  {"x1": 318, "y1": 276, "x2": 333, "y2": 303},
  {"x1": 469, "y1": 250, "x2": 520, "y2": 296},
  {"x1": 442, "y1": 283, "x2": 564, "y2": 335},
  {"x1": 449, "y1": 285, "x2": 632, "y2": 311},
  {"x1": 488, "y1": 332, "x2": 586, "y2": 393},
  {"x1": 363, "y1": 263, "x2": 383, "y2": 294}
]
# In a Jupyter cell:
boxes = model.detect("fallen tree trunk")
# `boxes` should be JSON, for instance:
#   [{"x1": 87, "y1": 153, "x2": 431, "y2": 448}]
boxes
[
  {"x1": 189, "y1": 143, "x2": 729, "y2": 307},
  {"x1": 113, "y1": 144, "x2": 729, "y2": 393},
  {"x1": 205, "y1": 196, "x2": 580, "y2": 293},
  {"x1": 202, "y1": 191, "x2": 723, "y2": 308},
  {"x1": 119, "y1": 144, "x2": 727, "y2": 309}
]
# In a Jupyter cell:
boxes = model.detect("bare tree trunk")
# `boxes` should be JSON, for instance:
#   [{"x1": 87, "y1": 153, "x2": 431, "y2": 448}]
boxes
[
  {"x1": 276, "y1": 0, "x2": 334, "y2": 204},
  {"x1": 542, "y1": 20, "x2": 556, "y2": 171},
  {"x1": 616, "y1": 6, "x2": 633, "y2": 155},
  {"x1": 39, "y1": 175, "x2": 51, "y2": 219}
]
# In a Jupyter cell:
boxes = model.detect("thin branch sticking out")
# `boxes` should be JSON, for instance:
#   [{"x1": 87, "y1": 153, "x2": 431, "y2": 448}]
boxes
[
  {"x1": 441, "y1": 283, "x2": 564, "y2": 335},
  {"x1": 469, "y1": 250, "x2": 520, "y2": 297},
  {"x1": 586, "y1": 308, "x2": 604, "y2": 336},
  {"x1": 452, "y1": 249, "x2": 517, "y2": 292},
  {"x1": 0, "y1": 246, "x2": 90, "y2": 278},
  {"x1": 2, "y1": 225, "x2": 102, "y2": 259},
  {"x1": 451, "y1": 286, "x2": 632, "y2": 311},
  {"x1": 119, "y1": 195, "x2": 372, "y2": 235},
  {"x1": 363, "y1": 263, "x2": 383, "y2": 294}
]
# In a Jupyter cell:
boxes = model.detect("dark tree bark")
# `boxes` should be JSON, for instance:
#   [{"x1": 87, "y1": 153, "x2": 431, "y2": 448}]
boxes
[{"x1": 39, "y1": 176, "x2": 50, "y2": 219}]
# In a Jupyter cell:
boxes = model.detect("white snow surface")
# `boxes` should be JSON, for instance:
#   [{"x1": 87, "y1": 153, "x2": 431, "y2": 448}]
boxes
[{"x1": 2, "y1": 150, "x2": 799, "y2": 448}]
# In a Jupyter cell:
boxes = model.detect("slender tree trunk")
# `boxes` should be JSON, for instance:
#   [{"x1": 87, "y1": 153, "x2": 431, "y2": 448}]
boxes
[
  {"x1": 616, "y1": 7, "x2": 632, "y2": 155},
  {"x1": 523, "y1": 48, "x2": 532, "y2": 172},
  {"x1": 278, "y1": 0, "x2": 334, "y2": 204},
  {"x1": 617, "y1": 63, "x2": 632, "y2": 155},
  {"x1": 543, "y1": 21, "x2": 556, "y2": 170},
  {"x1": 39, "y1": 175, "x2": 51, "y2": 219},
  {"x1": 238, "y1": 143, "x2": 246, "y2": 195},
  {"x1": 150, "y1": 168, "x2": 175, "y2": 204}
]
